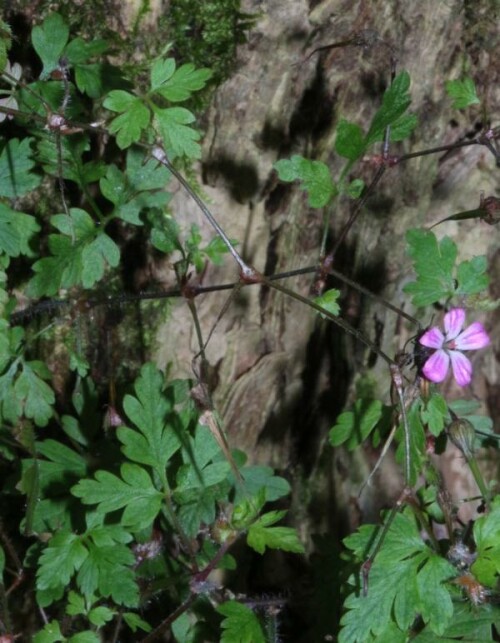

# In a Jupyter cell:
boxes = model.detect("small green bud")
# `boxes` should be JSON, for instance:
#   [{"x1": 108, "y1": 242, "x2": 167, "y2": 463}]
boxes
[{"x1": 448, "y1": 418, "x2": 476, "y2": 459}]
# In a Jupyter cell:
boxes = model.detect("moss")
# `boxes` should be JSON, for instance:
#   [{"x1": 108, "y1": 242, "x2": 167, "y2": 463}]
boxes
[
  {"x1": 354, "y1": 373, "x2": 380, "y2": 400},
  {"x1": 167, "y1": 0, "x2": 257, "y2": 85}
]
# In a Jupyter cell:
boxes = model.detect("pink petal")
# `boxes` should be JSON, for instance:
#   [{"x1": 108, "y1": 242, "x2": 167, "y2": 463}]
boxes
[
  {"x1": 449, "y1": 350, "x2": 473, "y2": 387},
  {"x1": 454, "y1": 322, "x2": 490, "y2": 351},
  {"x1": 444, "y1": 308, "x2": 465, "y2": 341},
  {"x1": 419, "y1": 327, "x2": 445, "y2": 349},
  {"x1": 422, "y1": 349, "x2": 450, "y2": 383}
]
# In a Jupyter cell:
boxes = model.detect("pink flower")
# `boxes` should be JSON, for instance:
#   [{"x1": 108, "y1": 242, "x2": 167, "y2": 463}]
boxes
[{"x1": 418, "y1": 308, "x2": 490, "y2": 387}]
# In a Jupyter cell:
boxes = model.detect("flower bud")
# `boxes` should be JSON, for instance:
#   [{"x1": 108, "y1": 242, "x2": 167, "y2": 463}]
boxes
[{"x1": 448, "y1": 418, "x2": 476, "y2": 459}]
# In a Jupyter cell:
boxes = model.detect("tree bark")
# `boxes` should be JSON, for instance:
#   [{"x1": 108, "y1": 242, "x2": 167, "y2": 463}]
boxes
[{"x1": 157, "y1": 0, "x2": 500, "y2": 544}]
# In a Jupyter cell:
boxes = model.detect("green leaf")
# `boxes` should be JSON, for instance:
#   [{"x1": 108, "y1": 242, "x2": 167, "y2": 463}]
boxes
[
  {"x1": 72, "y1": 464, "x2": 163, "y2": 530},
  {"x1": 152, "y1": 60, "x2": 212, "y2": 101},
  {"x1": 395, "y1": 400, "x2": 426, "y2": 486},
  {"x1": 0, "y1": 202, "x2": 39, "y2": 257},
  {"x1": 314, "y1": 288, "x2": 341, "y2": 317},
  {"x1": 150, "y1": 57, "x2": 176, "y2": 90},
  {"x1": 472, "y1": 496, "x2": 500, "y2": 587},
  {"x1": 28, "y1": 208, "x2": 120, "y2": 297},
  {"x1": 0, "y1": 138, "x2": 42, "y2": 197},
  {"x1": 104, "y1": 91, "x2": 151, "y2": 149},
  {"x1": 419, "y1": 601, "x2": 500, "y2": 641},
  {"x1": 64, "y1": 37, "x2": 108, "y2": 65},
  {"x1": 123, "y1": 612, "x2": 153, "y2": 633},
  {"x1": 420, "y1": 393, "x2": 447, "y2": 437},
  {"x1": 274, "y1": 155, "x2": 336, "y2": 207},
  {"x1": 36, "y1": 134, "x2": 106, "y2": 187},
  {"x1": 69, "y1": 633, "x2": 100, "y2": 643},
  {"x1": 403, "y1": 229, "x2": 457, "y2": 307},
  {"x1": 154, "y1": 106, "x2": 202, "y2": 159},
  {"x1": 335, "y1": 120, "x2": 366, "y2": 160},
  {"x1": 32, "y1": 13, "x2": 69, "y2": 78},
  {"x1": 329, "y1": 399, "x2": 384, "y2": 449},
  {"x1": 37, "y1": 532, "x2": 88, "y2": 605},
  {"x1": 446, "y1": 78, "x2": 481, "y2": 109},
  {"x1": 456, "y1": 255, "x2": 489, "y2": 297},
  {"x1": 32, "y1": 439, "x2": 87, "y2": 492},
  {"x1": 77, "y1": 538, "x2": 138, "y2": 606},
  {"x1": 119, "y1": 362, "x2": 181, "y2": 475},
  {"x1": 345, "y1": 178, "x2": 365, "y2": 198},
  {"x1": 388, "y1": 112, "x2": 418, "y2": 141},
  {"x1": 340, "y1": 511, "x2": 456, "y2": 642},
  {"x1": 176, "y1": 486, "x2": 220, "y2": 537},
  {"x1": 33, "y1": 620, "x2": 64, "y2": 643},
  {"x1": 237, "y1": 465, "x2": 290, "y2": 504},
  {"x1": 247, "y1": 511, "x2": 304, "y2": 555},
  {"x1": 217, "y1": 601, "x2": 266, "y2": 643},
  {"x1": 201, "y1": 235, "x2": 235, "y2": 266},
  {"x1": 88, "y1": 608, "x2": 115, "y2": 627},
  {"x1": 0, "y1": 20, "x2": 12, "y2": 73},
  {"x1": 66, "y1": 590, "x2": 85, "y2": 616},
  {"x1": 366, "y1": 71, "x2": 413, "y2": 144},
  {"x1": 15, "y1": 360, "x2": 55, "y2": 427},
  {"x1": 101, "y1": 148, "x2": 171, "y2": 225}
]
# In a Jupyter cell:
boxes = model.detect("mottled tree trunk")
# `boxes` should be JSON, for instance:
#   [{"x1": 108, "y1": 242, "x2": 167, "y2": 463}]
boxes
[{"x1": 157, "y1": 0, "x2": 500, "y2": 545}]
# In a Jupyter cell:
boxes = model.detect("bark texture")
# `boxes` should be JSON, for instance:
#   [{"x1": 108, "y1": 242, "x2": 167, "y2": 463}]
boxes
[{"x1": 156, "y1": 0, "x2": 500, "y2": 550}]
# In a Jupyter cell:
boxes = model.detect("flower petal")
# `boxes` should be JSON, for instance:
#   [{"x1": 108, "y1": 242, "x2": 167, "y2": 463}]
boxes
[
  {"x1": 422, "y1": 349, "x2": 450, "y2": 383},
  {"x1": 444, "y1": 308, "x2": 465, "y2": 341},
  {"x1": 454, "y1": 322, "x2": 490, "y2": 351},
  {"x1": 449, "y1": 350, "x2": 473, "y2": 387},
  {"x1": 419, "y1": 327, "x2": 444, "y2": 349}
]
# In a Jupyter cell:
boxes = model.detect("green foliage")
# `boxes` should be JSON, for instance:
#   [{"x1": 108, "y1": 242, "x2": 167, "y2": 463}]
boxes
[
  {"x1": 0, "y1": 138, "x2": 42, "y2": 197},
  {"x1": 274, "y1": 155, "x2": 337, "y2": 207},
  {"x1": 1, "y1": 9, "x2": 499, "y2": 643},
  {"x1": 471, "y1": 496, "x2": 500, "y2": 586},
  {"x1": 28, "y1": 209, "x2": 120, "y2": 296},
  {"x1": 0, "y1": 19, "x2": 12, "y2": 73},
  {"x1": 247, "y1": 510, "x2": 305, "y2": 555},
  {"x1": 104, "y1": 56, "x2": 211, "y2": 156},
  {"x1": 329, "y1": 399, "x2": 387, "y2": 449},
  {"x1": 314, "y1": 288, "x2": 341, "y2": 317},
  {"x1": 168, "y1": 0, "x2": 257, "y2": 84},
  {"x1": 340, "y1": 511, "x2": 456, "y2": 642},
  {"x1": 72, "y1": 465, "x2": 164, "y2": 531},
  {"x1": 118, "y1": 362, "x2": 181, "y2": 476},
  {"x1": 335, "y1": 71, "x2": 417, "y2": 163},
  {"x1": 446, "y1": 77, "x2": 481, "y2": 109},
  {"x1": 32, "y1": 13, "x2": 70, "y2": 79},
  {"x1": 217, "y1": 601, "x2": 266, "y2": 643},
  {"x1": 366, "y1": 71, "x2": 417, "y2": 144},
  {"x1": 403, "y1": 229, "x2": 489, "y2": 306}
]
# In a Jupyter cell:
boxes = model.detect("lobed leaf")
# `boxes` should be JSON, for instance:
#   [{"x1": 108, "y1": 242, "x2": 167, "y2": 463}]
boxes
[
  {"x1": 120, "y1": 362, "x2": 181, "y2": 475},
  {"x1": 28, "y1": 208, "x2": 120, "y2": 297},
  {"x1": 247, "y1": 511, "x2": 304, "y2": 555},
  {"x1": 153, "y1": 60, "x2": 212, "y2": 101},
  {"x1": 403, "y1": 229, "x2": 457, "y2": 306},
  {"x1": 446, "y1": 78, "x2": 480, "y2": 110},
  {"x1": 71, "y1": 464, "x2": 163, "y2": 531},
  {"x1": 154, "y1": 106, "x2": 202, "y2": 158},
  {"x1": 335, "y1": 120, "x2": 366, "y2": 161},
  {"x1": 31, "y1": 13, "x2": 69, "y2": 78},
  {"x1": 329, "y1": 399, "x2": 384, "y2": 449},
  {"x1": 366, "y1": 71, "x2": 413, "y2": 144},
  {"x1": 340, "y1": 512, "x2": 456, "y2": 642},
  {"x1": 0, "y1": 138, "x2": 42, "y2": 198},
  {"x1": 104, "y1": 91, "x2": 151, "y2": 149},
  {"x1": 217, "y1": 601, "x2": 266, "y2": 643},
  {"x1": 274, "y1": 155, "x2": 336, "y2": 207}
]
